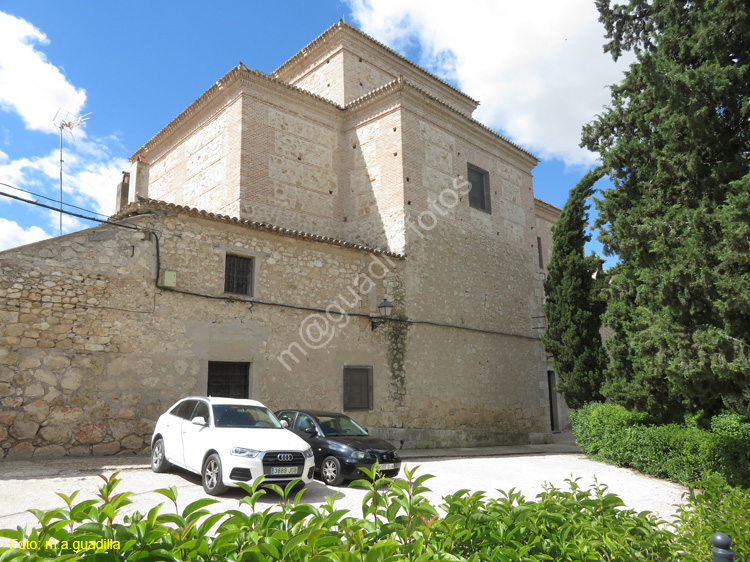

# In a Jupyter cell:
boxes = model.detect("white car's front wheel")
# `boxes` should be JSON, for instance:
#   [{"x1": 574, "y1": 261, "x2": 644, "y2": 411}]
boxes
[
  {"x1": 151, "y1": 438, "x2": 170, "y2": 473},
  {"x1": 202, "y1": 453, "x2": 228, "y2": 496}
]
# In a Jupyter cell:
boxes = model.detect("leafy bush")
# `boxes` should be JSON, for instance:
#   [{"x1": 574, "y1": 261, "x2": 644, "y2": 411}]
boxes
[
  {"x1": 710, "y1": 411, "x2": 750, "y2": 440},
  {"x1": 674, "y1": 474, "x2": 750, "y2": 561},
  {"x1": 2, "y1": 466, "x2": 715, "y2": 562},
  {"x1": 570, "y1": 402, "x2": 651, "y2": 459},
  {"x1": 571, "y1": 403, "x2": 750, "y2": 487}
]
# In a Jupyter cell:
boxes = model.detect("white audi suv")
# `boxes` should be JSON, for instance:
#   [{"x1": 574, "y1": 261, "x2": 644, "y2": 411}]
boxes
[{"x1": 151, "y1": 396, "x2": 315, "y2": 495}]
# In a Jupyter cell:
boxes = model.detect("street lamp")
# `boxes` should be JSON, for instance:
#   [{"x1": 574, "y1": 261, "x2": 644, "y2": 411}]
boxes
[{"x1": 371, "y1": 298, "x2": 393, "y2": 330}]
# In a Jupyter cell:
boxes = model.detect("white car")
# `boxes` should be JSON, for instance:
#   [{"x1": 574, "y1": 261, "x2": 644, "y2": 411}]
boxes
[{"x1": 150, "y1": 396, "x2": 315, "y2": 495}]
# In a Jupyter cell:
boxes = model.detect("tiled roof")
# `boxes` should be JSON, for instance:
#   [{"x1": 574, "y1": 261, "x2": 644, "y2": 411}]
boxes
[{"x1": 111, "y1": 197, "x2": 406, "y2": 259}]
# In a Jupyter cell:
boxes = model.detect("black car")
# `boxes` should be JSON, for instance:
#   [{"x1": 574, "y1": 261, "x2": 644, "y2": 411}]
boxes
[{"x1": 275, "y1": 409, "x2": 401, "y2": 485}]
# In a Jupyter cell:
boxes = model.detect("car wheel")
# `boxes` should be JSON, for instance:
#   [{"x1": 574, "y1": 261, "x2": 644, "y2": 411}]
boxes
[
  {"x1": 151, "y1": 438, "x2": 170, "y2": 473},
  {"x1": 321, "y1": 456, "x2": 344, "y2": 486},
  {"x1": 202, "y1": 453, "x2": 228, "y2": 496}
]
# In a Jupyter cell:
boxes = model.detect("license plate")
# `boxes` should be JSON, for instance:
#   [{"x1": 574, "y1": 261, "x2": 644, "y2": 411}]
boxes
[
  {"x1": 271, "y1": 466, "x2": 299, "y2": 475},
  {"x1": 378, "y1": 463, "x2": 395, "y2": 470}
]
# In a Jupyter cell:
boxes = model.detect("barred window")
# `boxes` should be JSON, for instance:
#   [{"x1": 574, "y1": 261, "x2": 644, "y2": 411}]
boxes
[
  {"x1": 208, "y1": 361, "x2": 250, "y2": 399},
  {"x1": 343, "y1": 366, "x2": 373, "y2": 410},
  {"x1": 224, "y1": 254, "x2": 253, "y2": 295},
  {"x1": 467, "y1": 164, "x2": 491, "y2": 213}
]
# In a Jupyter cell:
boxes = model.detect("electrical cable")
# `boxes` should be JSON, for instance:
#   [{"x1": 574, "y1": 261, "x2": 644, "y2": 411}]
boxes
[
  {"x1": 0, "y1": 182, "x2": 110, "y2": 218},
  {"x1": 2, "y1": 193, "x2": 541, "y2": 341},
  {"x1": 0, "y1": 189, "x2": 141, "y2": 231}
]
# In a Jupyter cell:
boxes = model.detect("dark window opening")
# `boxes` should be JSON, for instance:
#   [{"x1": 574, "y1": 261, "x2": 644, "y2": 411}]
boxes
[
  {"x1": 467, "y1": 164, "x2": 490, "y2": 212},
  {"x1": 537, "y1": 237, "x2": 544, "y2": 268},
  {"x1": 548, "y1": 370, "x2": 560, "y2": 432},
  {"x1": 208, "y1": 361, "x2": 250, "y2": 399},
  {"x1": 343, "y1": 366, "x2": 373, "y2": 410},
  {"x1": 224, "y1": 254, "x2": 253, "y2": 295}
]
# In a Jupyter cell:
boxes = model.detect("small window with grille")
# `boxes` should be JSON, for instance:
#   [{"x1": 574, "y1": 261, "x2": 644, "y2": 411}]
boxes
[
  {"x1": 343, "y1": 366, "x2": 373, "y2": 410},
  {"x1": 224, "y1": 254, "x2": 253, "y2": 296},
  {"x1": 207, "y1": 361, "x2": 250, "y2": 399},
  {"x1": 467, "y1": 164, "x2": 491, "y2": 213}
]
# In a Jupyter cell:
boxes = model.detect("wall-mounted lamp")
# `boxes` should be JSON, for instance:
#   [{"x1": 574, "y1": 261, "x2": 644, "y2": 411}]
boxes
[{"x1": 370, "y1": 298, "x2": 393, "y2": 330}]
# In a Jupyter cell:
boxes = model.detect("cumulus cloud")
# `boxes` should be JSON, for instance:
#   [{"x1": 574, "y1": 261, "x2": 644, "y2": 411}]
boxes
[
  {"x1": 0, "y1": 218, "x2": 50, "y2": 251},
  {"x1": 0, "y1": 11, "x2": 126, "y2": 247},
  {"x1": 0, "y1": 12, "x2": 86, "y2": 134},
  {"x1": 348, "y1": 0, "x2": 632, "y2": 166},
  {"x1": 0, "y1": 145, "x2": 127, "y2": 221}
]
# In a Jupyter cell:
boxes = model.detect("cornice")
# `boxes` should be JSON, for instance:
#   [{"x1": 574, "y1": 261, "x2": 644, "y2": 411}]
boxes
[
  {"x1": 344, "y1": 76, "x2": 538, "y2": 164},
  {"x1": 272, "y1": 21, "x2": 478, "y2": 107},
  {"x1": 534, "y1": 197, "x2": 562, "y2": 221},
  {"x1": 130, "y1": 64, "x2": 344, "y2": 162}
]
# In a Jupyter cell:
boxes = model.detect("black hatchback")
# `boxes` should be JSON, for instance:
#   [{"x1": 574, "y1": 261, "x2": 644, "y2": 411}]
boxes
[{"x1": 275, "y1": 409, "x2": 401, "y2": 486}]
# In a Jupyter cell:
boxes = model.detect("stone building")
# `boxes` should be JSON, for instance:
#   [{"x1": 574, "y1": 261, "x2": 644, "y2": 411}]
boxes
[{"x1": 0, "y1": 22, "x2": 563, "y2": 460}]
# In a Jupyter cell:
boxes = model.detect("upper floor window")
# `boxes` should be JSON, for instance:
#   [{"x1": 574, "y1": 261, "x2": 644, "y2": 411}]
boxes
[
  {"x1": 467, "y1": 164, "x2": 491, "y2": 213},
  {"x1": 224, "y1": 254, "x2": 253, "y2": 296}
]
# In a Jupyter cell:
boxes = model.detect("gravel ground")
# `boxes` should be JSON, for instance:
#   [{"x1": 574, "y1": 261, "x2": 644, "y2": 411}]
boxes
[{"x1": 0, "y1": 447, "x2": 687, "y2": 545}]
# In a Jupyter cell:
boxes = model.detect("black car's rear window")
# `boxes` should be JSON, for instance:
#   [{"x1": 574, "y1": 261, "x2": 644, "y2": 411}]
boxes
[{"x1": 317, "y1": 414, "x2": 367, "y2": 436}]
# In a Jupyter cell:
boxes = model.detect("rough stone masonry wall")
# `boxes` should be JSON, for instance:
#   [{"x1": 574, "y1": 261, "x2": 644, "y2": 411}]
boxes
[
  {"x1": 0, "y1": 213, "x2": 405, "y2": 460},
  {"x1": 0, "y1": 228, "x2": 159, "y2": 460}
]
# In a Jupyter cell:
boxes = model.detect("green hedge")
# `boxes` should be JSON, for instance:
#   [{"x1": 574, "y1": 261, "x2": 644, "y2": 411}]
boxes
[
  {"x1": 1, "y1": 467, "x2": 748, "y2": 561},
  {"x1": 571, "y1": 403, "x2": 750, "y2": 487}
]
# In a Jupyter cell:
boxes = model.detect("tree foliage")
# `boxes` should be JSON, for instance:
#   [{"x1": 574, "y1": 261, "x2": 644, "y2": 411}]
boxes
[
  {"x1": 543, "y1": 168, "x2": 608, "y2": 409},
  {"x1": 582, "y1": 0, "x2": 750, "y2": 419}
]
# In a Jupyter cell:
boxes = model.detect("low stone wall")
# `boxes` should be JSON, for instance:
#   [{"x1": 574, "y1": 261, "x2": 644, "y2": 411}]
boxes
[{"x1": 370, "y1": 427, "x2": 552, "y2": 450}]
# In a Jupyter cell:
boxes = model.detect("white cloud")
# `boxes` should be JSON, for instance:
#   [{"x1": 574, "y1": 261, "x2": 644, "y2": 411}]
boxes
[
  {"x1": 0, "y1": 11, "x2": 86, "y2": 134},
  {"x1": 0, "y1": 144, "x2": 127, "y2": 219},
  {"x1": 348, "y1": 0, "x2": 633, "y2": 166},
  {"x1": 0, "y1": 218, "x2": 50, "y2": 251}
]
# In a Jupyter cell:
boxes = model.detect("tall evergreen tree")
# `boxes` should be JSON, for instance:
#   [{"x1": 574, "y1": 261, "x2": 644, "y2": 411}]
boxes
[
  {"x1": 543, "y1": 168, "x2": 608, "y2": 409},
  {"x1": 582, "y1": 0, "x2": 750, "y2": 419}
]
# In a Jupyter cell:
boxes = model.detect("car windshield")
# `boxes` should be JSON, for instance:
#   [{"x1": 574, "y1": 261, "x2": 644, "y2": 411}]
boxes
[
  {"x1": 316, "y1": 414, "x2": 367, "y2": 436},
  {"x1": 212, "y1": 405, "x2": 282, "y2": 429}
]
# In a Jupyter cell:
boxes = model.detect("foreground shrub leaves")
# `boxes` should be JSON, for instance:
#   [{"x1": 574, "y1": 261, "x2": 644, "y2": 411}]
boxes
[{"x1": 0, "y1": 465, "x2": 746, "y2": 561}]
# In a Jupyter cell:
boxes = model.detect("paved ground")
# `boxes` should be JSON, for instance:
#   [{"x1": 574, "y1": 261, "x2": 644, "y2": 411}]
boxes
[{"x1": 0, "y1": 432, "x2": 687, "y2": 544}]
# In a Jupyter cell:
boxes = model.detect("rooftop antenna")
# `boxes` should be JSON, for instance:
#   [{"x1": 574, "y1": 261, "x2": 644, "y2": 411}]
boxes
[{"x1": 52, "y1": 109, "x2": 91, "y2": 236}]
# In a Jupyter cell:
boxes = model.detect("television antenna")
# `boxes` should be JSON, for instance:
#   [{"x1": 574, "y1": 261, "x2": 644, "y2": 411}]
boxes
[{"x1": 52, "y1": 109, "x2": 91, "y2": 236}]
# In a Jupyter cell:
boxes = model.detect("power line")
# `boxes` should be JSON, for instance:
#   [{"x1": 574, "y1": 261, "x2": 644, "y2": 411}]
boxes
[
  {"x1": 0, "y1": 181, "x2": 110, "y2": 218},
  {"x1": 0, "y1": 189, "x2": 140, "y2": 231}
]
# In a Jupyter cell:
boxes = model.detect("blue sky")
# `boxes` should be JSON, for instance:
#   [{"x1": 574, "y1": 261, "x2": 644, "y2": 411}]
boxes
[{"x1": 0, "y1": 1, "x2": 627, "y2": 263}]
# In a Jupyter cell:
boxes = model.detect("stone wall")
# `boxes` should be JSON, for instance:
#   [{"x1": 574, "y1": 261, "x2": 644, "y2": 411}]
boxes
[{"x1": 0, "y1": 213, "x2": 402, "y2": 460}]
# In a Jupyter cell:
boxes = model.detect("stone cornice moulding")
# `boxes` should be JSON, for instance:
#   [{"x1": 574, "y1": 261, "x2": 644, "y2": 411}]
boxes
[
  {"x1": 344, "y1": 76, "x2": 538, "y2": 168},
  {"x1": 534, "y1": 197, "x2": 562, "y2": 221},
  {"x1": 131, "y1": 64, "x2": 344, "y2": 162},
  {"x1": 272, "y1": 21, "x2": 478, "y2": 109}
]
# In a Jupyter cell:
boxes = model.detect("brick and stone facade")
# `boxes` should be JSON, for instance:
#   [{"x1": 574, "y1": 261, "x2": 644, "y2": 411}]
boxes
[{"x1": 0, "y1": 22, "x2": 562, "y2": 459}]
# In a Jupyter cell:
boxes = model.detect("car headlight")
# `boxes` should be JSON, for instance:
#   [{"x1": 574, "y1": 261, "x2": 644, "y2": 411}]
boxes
[
  {"x1": 349, "y1": 451, "x2": 366, "y2": 460},
  {"x1": 230, "y1": 447, "x2": 261, "y2": 458},
  {"x1": 392, "y1": 451, "x2": 400, "y2": 460},
  {"x1": 303, "y1": 447, "x2": 314, "y2": 459}
]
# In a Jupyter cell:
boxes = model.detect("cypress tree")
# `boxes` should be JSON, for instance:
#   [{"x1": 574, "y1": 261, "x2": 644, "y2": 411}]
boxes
[
  {"x1": 582, "y1": 0, "x2": 750, "y2": 419},
  {"x1": 542, "y1": 168, "x2": 608, "y2": 409}
]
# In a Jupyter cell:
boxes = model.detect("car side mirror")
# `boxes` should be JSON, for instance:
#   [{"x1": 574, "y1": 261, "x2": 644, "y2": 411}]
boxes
[
  {"x1": 304, "y1": 426, "x2": 317, "y2": 435},
  {"x1": 280, "y1": 419, "x2": 289, "y2": 428},
  {"x1": 191, "y1": 416, "x2": 207, "y2": 426}
]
